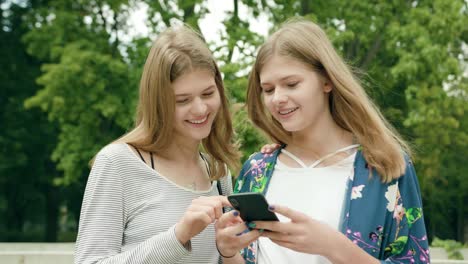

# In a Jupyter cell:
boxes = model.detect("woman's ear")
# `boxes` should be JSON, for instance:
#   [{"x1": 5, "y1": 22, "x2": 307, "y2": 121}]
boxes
[{"x1": 323, "y1": 79, "x2": 333, "y2": 93}]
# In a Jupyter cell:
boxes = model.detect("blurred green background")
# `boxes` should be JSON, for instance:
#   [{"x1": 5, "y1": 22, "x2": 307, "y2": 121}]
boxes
[{"x1": 1, "y1": 0, "x2": 467, "y2": 245}]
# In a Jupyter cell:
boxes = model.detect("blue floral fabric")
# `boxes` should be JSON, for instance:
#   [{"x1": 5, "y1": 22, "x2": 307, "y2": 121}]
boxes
[{"x1": 234, "y1": 148, "x2": 430, "y2": 264}]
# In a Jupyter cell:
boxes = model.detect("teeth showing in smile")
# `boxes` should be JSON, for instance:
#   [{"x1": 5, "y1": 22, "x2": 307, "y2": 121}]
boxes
[
  {"x1": 279, "y1": 107, "x2": 298, "y2": 115},
  {"x1": 188, "y1": 116, "x2": 207, "y2": 124}
]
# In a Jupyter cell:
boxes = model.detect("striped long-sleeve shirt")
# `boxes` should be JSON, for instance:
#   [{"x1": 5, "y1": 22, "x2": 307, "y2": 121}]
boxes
[{"x1": 74, "y1": 143, "x2": 233, "y2": 264}]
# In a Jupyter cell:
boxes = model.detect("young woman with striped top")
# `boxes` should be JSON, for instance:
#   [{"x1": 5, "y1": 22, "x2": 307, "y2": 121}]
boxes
[{"x1": 75, "y1": 25, "x2": 244, "y2": 264}]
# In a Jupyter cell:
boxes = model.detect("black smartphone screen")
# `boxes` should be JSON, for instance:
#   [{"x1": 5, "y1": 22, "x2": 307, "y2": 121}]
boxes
[{"x1": 227, "y1": 192, "x2": 279, "y2": 222}]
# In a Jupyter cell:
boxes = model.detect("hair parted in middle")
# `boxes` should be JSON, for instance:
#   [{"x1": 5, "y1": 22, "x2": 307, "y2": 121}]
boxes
[
  {"x1": 115, "y1": 24, "x2": 240, "y2": 179},
  {"x1": 247, "y1": 18, "x2": 410, "y2": 182}
]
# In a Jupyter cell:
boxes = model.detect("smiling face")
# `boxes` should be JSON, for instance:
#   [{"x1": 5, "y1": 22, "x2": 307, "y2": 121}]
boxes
[
  {"x1": 259, "y1": 55, "x2": 332, "y2": 133},
  {"x1": 172, "y1": 69, "x2": 221, "y2": 143}
]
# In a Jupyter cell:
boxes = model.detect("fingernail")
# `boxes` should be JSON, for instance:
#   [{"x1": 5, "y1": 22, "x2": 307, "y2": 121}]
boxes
[
  {"x1": 268, "y1": 205, "x2": 275, "y2": 211},
  {"x1": 238, "y1": 228, "x2": 250, "y2": 236},
  {"x1": 247, "y1": 222, "x2": 256, "y2": 228},
  {"x1": 232, "y1": 210, "x2": 239, "y2": 217}
]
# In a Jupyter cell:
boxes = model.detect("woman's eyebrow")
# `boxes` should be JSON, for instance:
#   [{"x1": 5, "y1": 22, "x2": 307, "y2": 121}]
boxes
[
  {"x1": 261, "y1": 75, "x2": 300, "y2": 86},
  {"x1": 175, "y1": 85, "x2": 216, "y2": 97}
]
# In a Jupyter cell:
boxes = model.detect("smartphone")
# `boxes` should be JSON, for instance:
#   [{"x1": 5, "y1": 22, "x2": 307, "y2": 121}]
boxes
[{"x1": 227, "y1": 192, "x2": 279, "y2": 222}]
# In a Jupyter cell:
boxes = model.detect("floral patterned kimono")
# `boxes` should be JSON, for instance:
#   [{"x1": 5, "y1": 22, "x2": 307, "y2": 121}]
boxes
[{"x1": 234, "y1": 147, "x2": 430, "y2": 264}]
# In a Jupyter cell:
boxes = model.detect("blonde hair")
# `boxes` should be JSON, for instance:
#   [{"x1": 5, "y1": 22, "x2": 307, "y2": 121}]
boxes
[
  {"x1": 247, "y1": 19, "x2": 410, "y2": 182},
  {"x1": 113, "y1": 25, "x2": 239, "y2": 179}
]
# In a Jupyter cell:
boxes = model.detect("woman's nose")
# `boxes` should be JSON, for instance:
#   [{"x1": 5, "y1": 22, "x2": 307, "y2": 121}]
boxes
[
  {"x1": 191, "y1": 97, "x2": 207, "y2": 115},
  {"x1": 272, "y1": 89, "x2": 288, "y2": 105}
]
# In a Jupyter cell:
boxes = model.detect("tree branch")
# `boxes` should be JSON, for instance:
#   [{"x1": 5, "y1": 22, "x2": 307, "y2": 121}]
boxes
[
  {"x1": 111, "y1": 10, "x2": 119, "y2": 57},
  {"x1": 97, "y1": 4, "x2": 107, "y2": 32},
  {"x1": 359, "y1": 32, "x2": 383, "y2": 70},
  {"x1": 345, "y1": 38, "x2": 360, "y2": 60},
  {"x1": 300, "y1": 0, "x2": 310, "y2": 15},
  {"x1": 155, "y1": 0, "x2": 170, "y2": 27},
  {"x1": 227, "y1": 0, "x2": 239, "y2": 63}
]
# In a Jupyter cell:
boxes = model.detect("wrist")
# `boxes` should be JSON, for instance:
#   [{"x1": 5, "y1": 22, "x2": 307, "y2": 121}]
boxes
[
  {"x1": 323, "y1": 232, "x2": 378, "y2": 264},
  {"x1": 216, "y1": 241, "x2": 237, "y2": 258},
  {"x1": 321, "y1": 231, "x2": 348, "y2": 262},
  {"x1": 174, "y1": 222, "x2": 190, "y2": 245}
]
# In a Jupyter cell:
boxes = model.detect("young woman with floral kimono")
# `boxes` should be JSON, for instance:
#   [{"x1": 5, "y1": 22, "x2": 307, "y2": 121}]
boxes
[{"x1": 215, "y1": 19, "x2": 430, "y2": 264}]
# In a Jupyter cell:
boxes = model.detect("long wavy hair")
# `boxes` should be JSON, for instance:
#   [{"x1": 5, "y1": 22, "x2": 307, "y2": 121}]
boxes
[
  {"x1": 247, "y1": 19, "x2": 410, "y2": 182},
  {"x1": 112, "y1": 25, "x2": 240, "y2": 179}
]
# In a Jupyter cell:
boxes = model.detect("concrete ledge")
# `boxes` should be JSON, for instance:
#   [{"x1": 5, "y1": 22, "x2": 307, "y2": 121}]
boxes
[
  {"x1": 0, "y1": 243, "x2": 467, "y2": 264},
  {"x1": 432, "y1": 261, "x2": 468, "y2": 264},
  {"x1": 0, "y1": 243, "x2": 74, "y2": 251},
  {"x1": 0, "y1": 243, "x2": 74, "y2": 264},
  {"x1": 0, "y1": 253, "x2": 73, "y2": 264}
]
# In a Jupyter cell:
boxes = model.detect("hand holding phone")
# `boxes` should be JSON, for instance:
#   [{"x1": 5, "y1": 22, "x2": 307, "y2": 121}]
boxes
[{"x1": 227, "y1": 192, "x2": 279, "y2": 222}]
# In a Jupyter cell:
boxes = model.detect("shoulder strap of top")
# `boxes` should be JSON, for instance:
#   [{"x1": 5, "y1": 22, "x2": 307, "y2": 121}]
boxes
[
  {"x1": 199, "y1": 153, "x2": 211, "y2": 176},
  {"x1": 199, "y1": 152, "x2": 222, "y2": 194},
  {"x1": 280, "y1": 144, "x2": 360, "y2": 168},
  {"x1": 309, "y1": 144, "x2": 360, "y2": 168},
  {"x1": 130, "y1": 144, "x2": 156, "y2": 169},
  {"x1": 281, "y1": 149, "x2": 308, "y2": 168},
  {"x1": 217, "y1": 180, "x2": 223, "y2": 196},
  {"x1": 130, "y1": 144, "x2": 146, "y2": 163}
]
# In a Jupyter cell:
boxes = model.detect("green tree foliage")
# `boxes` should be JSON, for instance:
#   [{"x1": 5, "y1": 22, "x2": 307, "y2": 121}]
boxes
[
  {"x1": 241, "y1": 0, "x2": 468, "y2": 241},
  {"x1": 1, "y1": 0, "x2": 467, "y2": 243},
  {"x1": 16, "y1": 0, "x2": 139, "y2": 240},
  {"x1": 16, "y1": 0, "x2": 212, "y2": 241},
  {"x1": 431, "y1": 237, "x2": 467, "y2": 260},
  {"x1": 144, "y1": 0, "x2": 209, "y2": 31},
  {"x1": 0, "y1": 1, "x2": 60, "y2": 241},
  {"x1": 217, "y1": 0, "x2": 268, "y2": 162}
]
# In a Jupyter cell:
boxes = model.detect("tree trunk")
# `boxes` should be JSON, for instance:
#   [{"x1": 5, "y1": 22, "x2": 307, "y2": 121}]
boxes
[
  {"x1": 456, "y1": 194, "x2": 465, "y2": 243},
  {"x1": 45, "y1": 184, "x2": 59, "y2": 242},
  {"x1": 5, "y1": 184, "x2": 25, "y2": 241}
]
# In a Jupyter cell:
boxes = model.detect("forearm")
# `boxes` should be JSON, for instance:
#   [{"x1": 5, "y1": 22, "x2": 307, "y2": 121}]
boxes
[
  {"x1": 75, "y1": 225, "x2": 190, "y2": 264},
  {"x1": 324, "y1": 232, "x2": 379, "y2": 264},
  {"x1": 222, "y1": 253, "x2": 245, "y2": 264}
]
